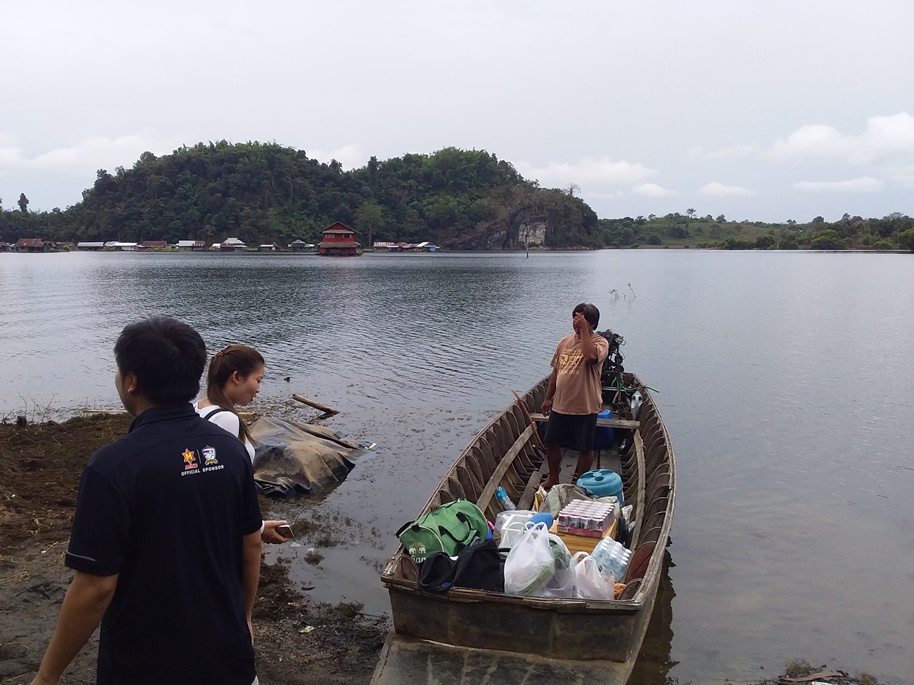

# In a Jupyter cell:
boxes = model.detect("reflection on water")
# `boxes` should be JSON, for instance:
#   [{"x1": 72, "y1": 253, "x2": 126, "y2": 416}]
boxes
[
  {"x1": 2, "y1": 250, "x2": 912, "y2": 684},
  {"x1": 630, "y1": 549, "x2": 677, "y2": 684}
]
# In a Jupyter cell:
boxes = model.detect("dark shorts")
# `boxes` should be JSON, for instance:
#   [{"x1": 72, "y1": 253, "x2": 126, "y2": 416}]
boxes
[{"x1": 543, "y1": 411, "x2": 598, "y2": 453}]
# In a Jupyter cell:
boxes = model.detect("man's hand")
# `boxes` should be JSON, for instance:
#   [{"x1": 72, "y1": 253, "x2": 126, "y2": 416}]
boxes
[
  {"x1": 31, "y1": 674, "x2": 60, "y2": 685},
  {"x1": 541, "y1": 398, "x2": 552, "y2": 415},
  {"x1": 572, "y1": 312, "x2": 587, "y2": 333},
  {"x1": 30, "y1": 571, "x2": 118, "y2": 685},
  {"x1": 262, "y1": 520, "x2": 293, "y2": 544}
]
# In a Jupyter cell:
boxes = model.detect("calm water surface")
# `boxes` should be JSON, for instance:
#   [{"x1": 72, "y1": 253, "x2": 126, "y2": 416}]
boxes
[{"x1": 1, "y1": 250, "x2": 912, "y2": 684}]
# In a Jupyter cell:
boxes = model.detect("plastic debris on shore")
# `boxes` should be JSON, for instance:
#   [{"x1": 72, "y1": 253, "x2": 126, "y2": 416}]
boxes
[{"x1": 249, "y1": 417, "x2": 372, "y2": 496}]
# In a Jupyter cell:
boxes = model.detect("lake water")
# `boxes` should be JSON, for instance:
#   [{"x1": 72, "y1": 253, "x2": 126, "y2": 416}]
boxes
[{"x1": 1, "y1": 249, "x2": 912, "y2": 684}]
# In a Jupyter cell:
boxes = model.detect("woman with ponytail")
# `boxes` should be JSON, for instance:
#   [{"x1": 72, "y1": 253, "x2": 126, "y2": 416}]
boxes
[
  {"x1": 196, "y1": 344, "x2": 292, "y2": 544},
  {"x1": 195, "y1": 344, "x2": 265, "y2": 461}
]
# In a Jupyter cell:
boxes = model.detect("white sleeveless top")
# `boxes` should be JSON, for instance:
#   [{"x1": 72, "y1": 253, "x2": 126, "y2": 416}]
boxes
[{"x1": 193, "y1": 400, "x2": 256, "y2": 462}]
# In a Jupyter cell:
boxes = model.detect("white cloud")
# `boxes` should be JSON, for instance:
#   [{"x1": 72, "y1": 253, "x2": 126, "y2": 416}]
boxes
[
  {"x1": 793, "y1": 177, "x2": 883, "y2": 193},
  {"x1": 698, "y1": 182, "x2": 756, "y2": 196},
  {"x1": 705, "y1": 144, "x2": 759, "y2": 160},
  {"x1": 306, "y1": 143, "x2": 366, "y2": 170},
  {"x1": 632, "y1": 183, "x2": 675, "y2": 197},
  {"x1": 517, "y1": 157, "x2": 656, "y2": 187},
  {"x1": 885, "y1": 164, "x2": 914, "y2": 188},
  {"x1": 766, "y1": 112, "x2": 914, "y2": 163},
  {"x1": 0, "y1": 131, "x2": 185, "y2": 176}
]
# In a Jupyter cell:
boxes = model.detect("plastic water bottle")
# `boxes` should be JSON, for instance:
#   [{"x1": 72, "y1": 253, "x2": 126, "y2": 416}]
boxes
[
  {"x1": 592, "y1": 537, "x2": 631, "y2": 581},
  {"x1": 495, "y1": 486, "x2": 516, "y2": 511}
]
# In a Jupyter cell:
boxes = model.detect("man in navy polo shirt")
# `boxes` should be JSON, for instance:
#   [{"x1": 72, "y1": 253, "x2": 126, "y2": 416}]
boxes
[{"x1": 32, "y1": 317, "x2": 263, "y2": 685}]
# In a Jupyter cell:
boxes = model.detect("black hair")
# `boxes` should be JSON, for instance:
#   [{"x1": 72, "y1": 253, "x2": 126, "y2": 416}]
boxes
[
  {"x1": 114, "y1": 316, "x2": 207, "y2": 405},
  {"x1": 573, "y1": 302, "x2": 600, "y2": 330}
]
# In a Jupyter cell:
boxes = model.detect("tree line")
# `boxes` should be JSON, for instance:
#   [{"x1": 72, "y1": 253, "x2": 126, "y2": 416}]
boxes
[
  {"x1": 0, "y1": 142, "x2": 598, "y2": 249},
  {"x1": 597, "y1": 211, "x2": 914, "y2": 251},
  {"x1": 1, "y1": 142, "x2": 911, "y2": 251}
]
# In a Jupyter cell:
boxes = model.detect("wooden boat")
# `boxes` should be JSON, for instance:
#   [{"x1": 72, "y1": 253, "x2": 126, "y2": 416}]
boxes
[{"x1": 372, "y1": 371, "x2": 675, "y2": 684}]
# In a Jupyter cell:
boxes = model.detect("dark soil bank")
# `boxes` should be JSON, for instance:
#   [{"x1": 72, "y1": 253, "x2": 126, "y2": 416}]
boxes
[{"x1": 0, "y1": 414, "x2": 388, "y2": 684}]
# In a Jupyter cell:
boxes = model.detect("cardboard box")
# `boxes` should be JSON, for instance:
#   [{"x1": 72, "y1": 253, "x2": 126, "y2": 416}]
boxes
[{"x1": 549, "y1": 519, "x2": 617, "y2": 555}]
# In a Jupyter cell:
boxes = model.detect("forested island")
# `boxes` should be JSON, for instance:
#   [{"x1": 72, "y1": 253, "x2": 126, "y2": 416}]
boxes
[{"x1": 1, "y1": 141, "x2": 912, "y2": 251}]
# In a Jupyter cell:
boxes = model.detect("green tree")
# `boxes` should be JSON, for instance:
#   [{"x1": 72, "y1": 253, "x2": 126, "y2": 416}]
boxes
[
  {"x1": 898, "y1": 228, "x2": 914, "y2": 252},
  {"x1": 354, "y1": 200, "x2": 384, "y2": 247},
  {"x1": 810, "y1": 229, "x2": 847, "y2": 250},
  {"x1": 18, "y1": 193, "x2": 29, "y2": 213}
]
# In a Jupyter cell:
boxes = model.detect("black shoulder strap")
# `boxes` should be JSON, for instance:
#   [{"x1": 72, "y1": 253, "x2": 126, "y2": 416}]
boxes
[
  {"x1": 202, "y1": 407, "x2": 243, "y2": 440},
  {"x1": 202, "y1": 407, "x2": 229, "y2": 420}
]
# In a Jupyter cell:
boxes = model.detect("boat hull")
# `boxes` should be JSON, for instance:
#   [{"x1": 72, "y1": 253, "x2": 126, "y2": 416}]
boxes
[{"x1": 375, "y1": 372, "x2": 675, "y2": 683}]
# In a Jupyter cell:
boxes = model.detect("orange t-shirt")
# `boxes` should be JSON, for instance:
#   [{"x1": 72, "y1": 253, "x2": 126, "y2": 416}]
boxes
[{"x1": 550, "y1": 332, "x2": 609, "y2": 415}]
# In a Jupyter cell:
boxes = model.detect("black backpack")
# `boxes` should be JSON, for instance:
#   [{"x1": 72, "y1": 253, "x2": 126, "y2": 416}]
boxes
[
  {"x1": 597, "y1": 329, "x2": 625, "y2": 387},
  {"x1": 597, "y1": 329, "x2": 631, "y2": 413}
]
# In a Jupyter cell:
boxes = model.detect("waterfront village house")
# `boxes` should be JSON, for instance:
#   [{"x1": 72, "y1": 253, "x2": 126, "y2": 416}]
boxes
[
  {"x1": 289, "y1": 239, "x2": 315, "y2": 251},
  {"x1": 219, "y1": 237, "x2": 246, "y2": 252},
  {"x1": 139, "y1": 240, "x2": 168, "y2": 250},
  {"x1": 15, "y1": 238, "x2": 52, "y2": 253},
  {"x1": 319, "y1": 222, "x2": 361, "y2": 256},
  {"x1": 0, "y1": 242, "x2": 11, "y2": 252},
  {"x1": 258, "y1": 243, "x2": 277, "y2": 251},
  {"x1": 177, "y1": 240, "x2": 206, "y2": 251},
  {"x1": 76, "y1": 242, "x2": 105, "y2": 251},
  {"x1": 374, "y1": 240, "x2": 439, "y2": 252},
  {"x1": 104, "y1": 241, "x2": 138, "y2": 251}
]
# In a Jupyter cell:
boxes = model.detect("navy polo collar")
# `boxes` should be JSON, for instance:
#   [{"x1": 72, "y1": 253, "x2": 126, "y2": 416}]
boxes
[{"x1": 128, "y1": 403, "x2": 197, "y2": 433}]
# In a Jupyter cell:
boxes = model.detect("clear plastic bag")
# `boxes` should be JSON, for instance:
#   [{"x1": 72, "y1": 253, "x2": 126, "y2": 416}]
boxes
[
  {"x1": 537, "y1": 563, "x2": 575, "y2": 598},
  {"x1": 572, "y1": 551, "x2": 616, "y2": 600},
  {"x1": 503, "y1": 522, "x2": 555, "y2": 596},
  {"x1": 495, "y1": 510, "x2": 536, "y2": 548}
]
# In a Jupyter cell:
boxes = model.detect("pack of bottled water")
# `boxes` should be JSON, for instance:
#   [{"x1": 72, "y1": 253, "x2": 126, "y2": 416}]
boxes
[{"x1": 591, "y1": 537, "x2": 632, "y2": 581}]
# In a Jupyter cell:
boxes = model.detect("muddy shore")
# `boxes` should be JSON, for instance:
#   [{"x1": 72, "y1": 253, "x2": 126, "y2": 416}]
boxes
[{"x1": 0, "y1": 413, "x2": 389, "y2": 685}]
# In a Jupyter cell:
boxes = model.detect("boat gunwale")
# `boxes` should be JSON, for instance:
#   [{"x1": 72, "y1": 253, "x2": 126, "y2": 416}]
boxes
[{"x1": 381, "y1": 372, "x2": 674, "y2": 611}]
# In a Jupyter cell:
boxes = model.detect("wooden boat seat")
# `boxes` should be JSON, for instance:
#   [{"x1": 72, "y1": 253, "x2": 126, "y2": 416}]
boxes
[{"x1": 528, "y1": 413, "x2": 641, "y2": 430}]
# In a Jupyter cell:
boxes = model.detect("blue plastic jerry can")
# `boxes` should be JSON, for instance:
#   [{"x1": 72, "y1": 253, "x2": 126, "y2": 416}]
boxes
[{"x1": 592, "y1": 409, "x2": 614, "y2": 450}]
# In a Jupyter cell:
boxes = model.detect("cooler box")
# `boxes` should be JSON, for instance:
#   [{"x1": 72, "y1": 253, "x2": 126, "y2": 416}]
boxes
[{"x1": 577, "y1": 469, "x2": 625, "y2": 507}]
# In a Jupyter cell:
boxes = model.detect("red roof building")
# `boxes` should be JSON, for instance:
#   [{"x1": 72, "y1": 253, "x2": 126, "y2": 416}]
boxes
[
  {"x1": 14, "y1": 238, "x2": 51, "y2": 253},
  {"x1": 319, "y1": 222, "x2": 361, "y2": 257}
]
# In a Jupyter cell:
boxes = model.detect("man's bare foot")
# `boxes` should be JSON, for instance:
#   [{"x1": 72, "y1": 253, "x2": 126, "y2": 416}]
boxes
[{"x1": 540, "y1": 476, "x2": 559, "y2": 491}]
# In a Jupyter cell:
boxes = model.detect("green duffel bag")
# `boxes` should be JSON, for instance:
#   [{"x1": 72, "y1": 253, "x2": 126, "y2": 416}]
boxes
[{"x1": 396, "y1": 499, "x2": 489, "y2": 564}]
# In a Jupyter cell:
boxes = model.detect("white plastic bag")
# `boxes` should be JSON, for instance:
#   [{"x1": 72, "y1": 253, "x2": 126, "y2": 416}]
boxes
[
  {"x1": 572, "y1": 552, "x2": 616, "y2": 600},
  {"x1": 503, "y1": 522, "x2": 555, "y2": 596},
  {"x1": 535, "y1": 535, "x2": 575, "y2": 598}
]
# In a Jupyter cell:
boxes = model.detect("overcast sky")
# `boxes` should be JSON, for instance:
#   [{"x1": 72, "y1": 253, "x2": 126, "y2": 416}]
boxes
[{"x1": 2, "y1": 1, "x2": 912, "y2": 223}]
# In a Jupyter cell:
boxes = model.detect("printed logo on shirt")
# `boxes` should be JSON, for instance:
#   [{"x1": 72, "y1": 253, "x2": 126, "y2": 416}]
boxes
[
  {"x1": 558, "y1": 352, "x2": 584, "y2": 374},
  {"x1": 202, "y1": 446, "x2": 218, "y2": 466},
  {"x1": 181, "y1": 447, "x2": 225, "y2": 476},
  {"x1": 182, "y1": 448, "x2": 199, "y2": 471}
]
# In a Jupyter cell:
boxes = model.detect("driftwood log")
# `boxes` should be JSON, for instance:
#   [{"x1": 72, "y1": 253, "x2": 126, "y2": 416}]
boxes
[{"x1": 292, "y1": 393, "x2": 340, "y2": 416}]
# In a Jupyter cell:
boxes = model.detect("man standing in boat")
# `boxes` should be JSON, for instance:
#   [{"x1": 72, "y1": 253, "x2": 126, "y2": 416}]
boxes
[{"x1": 540, "y1": 303, "x2": 609, "y2": 490}]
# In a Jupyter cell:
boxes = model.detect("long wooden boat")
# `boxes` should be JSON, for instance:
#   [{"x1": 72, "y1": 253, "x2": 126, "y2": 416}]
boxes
[{"x1": 372, "y1": 372, "x2": 675, "y2": 685}]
